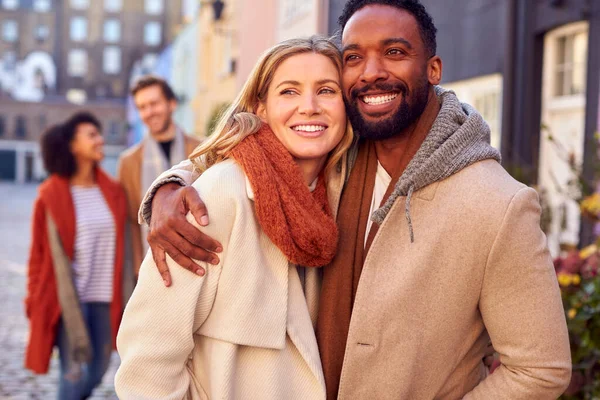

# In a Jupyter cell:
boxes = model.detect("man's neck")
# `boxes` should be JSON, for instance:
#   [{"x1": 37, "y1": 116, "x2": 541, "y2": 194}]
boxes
[
  {"x1": 151, "y1": 121, "x2": 176, "y2": 143},
  {"x1": 375, "y1": 89, "x2": 441, "y2": 175}
]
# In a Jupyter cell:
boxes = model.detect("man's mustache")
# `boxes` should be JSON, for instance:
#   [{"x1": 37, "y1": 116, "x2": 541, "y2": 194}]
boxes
[{"x1": 350, "y1": 82, "x2": 409, "y2": 100}]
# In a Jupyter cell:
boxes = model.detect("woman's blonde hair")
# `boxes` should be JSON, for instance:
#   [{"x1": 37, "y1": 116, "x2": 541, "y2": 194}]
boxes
[{"x1": 189, "y1": 35, "x2": 354, "y2": 176}]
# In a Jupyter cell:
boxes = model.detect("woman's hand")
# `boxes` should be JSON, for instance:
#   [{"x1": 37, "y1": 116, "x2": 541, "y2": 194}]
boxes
[{"x1": 147, "y1": 183, "x2": 223, "y2": 286}]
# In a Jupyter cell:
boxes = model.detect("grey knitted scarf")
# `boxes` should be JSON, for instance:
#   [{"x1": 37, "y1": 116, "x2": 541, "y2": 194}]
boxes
[{"x1": 365, "y1": 86, "x2": 501, "y2": 242}]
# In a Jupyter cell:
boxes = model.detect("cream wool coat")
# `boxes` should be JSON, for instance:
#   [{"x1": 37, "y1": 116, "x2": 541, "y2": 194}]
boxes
[
  {"x1": 116, "y1": 159, "x2": 345, "y2": 400},
  {"x1": 142, "y1": 157, "x2": 571, "y2": 400}
]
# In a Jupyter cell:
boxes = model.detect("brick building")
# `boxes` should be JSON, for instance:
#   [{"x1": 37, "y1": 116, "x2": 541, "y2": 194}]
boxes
[{"x1": 0, "y1": 0, "x2": 183, "y2": 182}]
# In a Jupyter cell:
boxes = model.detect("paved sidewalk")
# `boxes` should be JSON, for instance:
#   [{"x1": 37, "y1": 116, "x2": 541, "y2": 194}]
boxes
[{"x1": 0, "y1": 183, "x2": 118, "y2": 399}]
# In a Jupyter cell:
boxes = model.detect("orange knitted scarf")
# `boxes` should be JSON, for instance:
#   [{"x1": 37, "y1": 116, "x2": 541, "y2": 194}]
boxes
[{"x1": 229, "y1": 124, "x2": 338, "y2": 267}]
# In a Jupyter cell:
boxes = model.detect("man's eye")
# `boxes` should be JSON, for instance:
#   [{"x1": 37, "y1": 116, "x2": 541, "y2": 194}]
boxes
[
  {"x1": 345, "y1": 54, "x2": 360, "y2": 62},
  {"x1": 387, "y1": 48, "x2": 405, "y2": 56}
]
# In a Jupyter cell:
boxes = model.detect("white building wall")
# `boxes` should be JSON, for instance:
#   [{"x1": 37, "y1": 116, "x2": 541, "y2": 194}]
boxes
[
  {"x1": 538, "y1": 21, "x2": 589, "y2": 256},
  {"x1": 442, "y1": 74, "x2": 503, "y2": 150}
]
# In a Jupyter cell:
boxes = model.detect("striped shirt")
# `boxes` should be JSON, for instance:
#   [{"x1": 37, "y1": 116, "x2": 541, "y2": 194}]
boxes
[{"x1": 71, "y1": 186, "x2": 116, "y2": 303}]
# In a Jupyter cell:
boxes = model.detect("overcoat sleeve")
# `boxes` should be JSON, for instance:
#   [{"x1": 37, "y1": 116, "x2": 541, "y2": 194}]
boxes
[{"x1": 464, "y1": 187, "x2": 571, "y2": 399}]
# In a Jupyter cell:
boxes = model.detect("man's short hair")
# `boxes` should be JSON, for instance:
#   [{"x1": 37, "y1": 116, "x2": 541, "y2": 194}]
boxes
[
  {"x1": 41, "y1": 112, "x2": 102, "y2": 178},
  {"x1": 130, "y1": 75, "x2": 177, "y2": 102},
  {"x1": 338, "y1": 0, "x2": 437, "y2": 58}
]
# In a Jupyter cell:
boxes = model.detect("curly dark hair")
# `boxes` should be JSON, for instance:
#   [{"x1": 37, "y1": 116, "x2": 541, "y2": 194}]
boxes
[
  {"x1": 41, "y1": 112, "x2": 102, "y2": 178},
  {"x1": 338, "y1": 0, "x2": 437, "y2": 57}
]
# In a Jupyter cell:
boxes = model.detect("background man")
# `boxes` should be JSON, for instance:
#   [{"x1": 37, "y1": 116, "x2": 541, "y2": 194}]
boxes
[{"x1": 118, "y1": 75, "x2": 201, "y2": 274}]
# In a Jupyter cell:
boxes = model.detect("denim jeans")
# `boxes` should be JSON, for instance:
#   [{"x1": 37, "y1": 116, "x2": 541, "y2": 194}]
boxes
[{"x1": 56, "y1": 302, "x2": 112, "y2": 400}]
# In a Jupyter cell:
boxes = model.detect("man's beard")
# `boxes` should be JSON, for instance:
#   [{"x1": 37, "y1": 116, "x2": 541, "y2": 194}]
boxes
[
  {"x1": 149, "y1": 117, "x2": 173, "y2": 138},
  {"x1": 344, "y1": 78, "x2": 430, "y2": 141}
]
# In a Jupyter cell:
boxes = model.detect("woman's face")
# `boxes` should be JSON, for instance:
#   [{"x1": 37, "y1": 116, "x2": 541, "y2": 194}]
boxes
[
  {"x1": 70, "y1": 122, "x2": 105, "y2": 163},
  {"x1": 257, "y1": 52, "x2": 346, "y2": 165}
]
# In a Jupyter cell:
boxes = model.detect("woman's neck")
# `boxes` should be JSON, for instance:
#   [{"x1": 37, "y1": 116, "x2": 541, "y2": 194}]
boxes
[
  {"x1": 70, "y1": 160, "x2": 96, "y2": 187},
  {"x1": 296, "y1": 157, "x2": 327, "y2": 186}
]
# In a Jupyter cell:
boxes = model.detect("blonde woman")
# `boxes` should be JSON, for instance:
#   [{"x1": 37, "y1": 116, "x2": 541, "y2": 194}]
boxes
[{"x1": 114, "y1": 36, "x2": 353, "y2": 399}]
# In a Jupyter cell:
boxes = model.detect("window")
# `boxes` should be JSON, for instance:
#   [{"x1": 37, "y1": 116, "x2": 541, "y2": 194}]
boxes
[
  {"x1": 70, "y1": 0, "x2": 89, "y2": 9},
  {"x1": 68, "y1": 49, "x2": 87, "y2": 76},
  {"x1": 281, "y1": 0, "x2": 311, "y2": 23},
  {"x1": 38, "y1": 114, "x2": 47, "y2": 131},
  {"x1": 33, "y1": 0, "x2": 51, "y2": 12},
  {"x1": 474, "y1": 91, "x2": 500, "y2": 146},
  {"x1": 555, "y1": 30, "x2": 588, "y2": 97},
  {"x1": 144, "y1": 0, "x2": 163, "y2": 15},
  {"x1": 109, "y1": 121, "x2": 120, "y2": 138},
  {"x1": 103, "y1": 46, "x2": 121, "y2": 74},
  {"x1": 104, "y1": 0, "x2": 121, "y2": 12},
  {"x1": 103, "y1": 19, "x2": 121, "y2": 43},
  {"x1": 2, "y1": 0, "x2": 18, "y2": 10},
  {"x1": 15, "y1": 116, "x2": 26, "y2": 139},
  {"x1": 141, "y1": 53, "x2": 158, "y2": 70},
  {"x1": 66, "y1": 89, "x2": 87, "y2": 104},
  {"x1": 2, "y1": 20, "x2": 18, "y2": 42},
  {"x1": 35, "y1": 24, "x2": 50, "y2": 42},
  {"x1": 0, "y1": 116, "x2": 5, "y2": 137},
  {"x1": 3, "y1": 52, "x2": 16, "y2": 71},
  {"x1": 70, "y1": 17, "x2": 87, "y2": 42},
  {"x1": 143, "y1": 22, "x2": 161, "y2": 46}
]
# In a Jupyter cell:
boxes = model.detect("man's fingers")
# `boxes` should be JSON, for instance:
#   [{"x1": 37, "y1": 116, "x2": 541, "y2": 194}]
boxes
[
  {"x1": 183, "y1": 186, "x2": 210, "y2": 227},
  {"x1": 483, "y1": 355, "x2": 494, "y2": 368},
  {"x1": 175, "y1": 221, "x2": 222, "y2": 256},
  {"x1": 151, "y1": 247, "x2": 172, "y2": 287},
  {"x1": 169, "y1": 250, "x2": 206, "y2": 276}
]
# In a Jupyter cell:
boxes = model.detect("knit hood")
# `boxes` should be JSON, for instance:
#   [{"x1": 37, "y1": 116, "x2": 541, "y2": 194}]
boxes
[{"x1": 370, "y1": 85, "x2": 501, "y2": 242}]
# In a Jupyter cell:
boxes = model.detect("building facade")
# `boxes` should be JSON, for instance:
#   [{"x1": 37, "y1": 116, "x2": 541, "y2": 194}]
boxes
[{"x1": 0, "y1": 0, "x2": 183, "y2": 181}]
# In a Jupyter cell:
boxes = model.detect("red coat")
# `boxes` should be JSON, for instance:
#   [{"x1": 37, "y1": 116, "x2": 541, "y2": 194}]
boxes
[{"x1": 25, "y1": 168, "x2": 127, "y2": 374}]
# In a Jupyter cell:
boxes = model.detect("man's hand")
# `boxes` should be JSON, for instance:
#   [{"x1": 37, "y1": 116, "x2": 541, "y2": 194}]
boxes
[
  {"x1": 147, "y1": 183, "x2": 222, "y2": 286},
  {"x1": 483, "y1": 341, "x2": 499, "y2": 372}
]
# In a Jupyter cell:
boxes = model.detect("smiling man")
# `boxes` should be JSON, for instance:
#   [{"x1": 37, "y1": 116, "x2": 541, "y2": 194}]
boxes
[
  {"x1": 135, "y1": 1, "x2": 571, "y2": 399},
  {"x1": 117, "y1": 75, "x2": 200, "y2": 275}
]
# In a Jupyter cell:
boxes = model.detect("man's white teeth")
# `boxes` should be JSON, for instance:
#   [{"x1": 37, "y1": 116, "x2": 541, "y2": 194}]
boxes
[
  {"x1": 293, "y1": 125, "x2": 326, "y2": 132},
  {"x1": 363, "y1": 93, "x2": 398, "y2": 105}
]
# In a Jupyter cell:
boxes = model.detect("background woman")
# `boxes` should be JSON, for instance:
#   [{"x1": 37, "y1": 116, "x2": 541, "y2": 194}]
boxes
[
  {"x1": 25, "y1": 112, "x2": 127, "y2": 400},
  {"x1": 115, "y1": 36, "x2": 353, "y2": 399}
]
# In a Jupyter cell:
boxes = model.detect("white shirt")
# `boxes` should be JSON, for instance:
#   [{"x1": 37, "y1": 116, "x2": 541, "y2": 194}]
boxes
[
  {"x1": 71, "y1": 186, "x2": 116, "y2": 303},
  {"x1": 365, "y1": 162, "x2": 392, "y2": 247}
]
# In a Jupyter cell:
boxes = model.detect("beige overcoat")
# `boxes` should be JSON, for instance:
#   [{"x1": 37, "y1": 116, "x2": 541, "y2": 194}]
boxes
[{"x1": 139, "y1": 157, "x2": 571, "y2": 399}]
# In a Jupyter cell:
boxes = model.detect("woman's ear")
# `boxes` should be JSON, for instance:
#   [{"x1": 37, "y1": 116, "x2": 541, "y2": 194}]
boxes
[{"x1": 256, "y1": 102, "x2": 267, "y2": 122}]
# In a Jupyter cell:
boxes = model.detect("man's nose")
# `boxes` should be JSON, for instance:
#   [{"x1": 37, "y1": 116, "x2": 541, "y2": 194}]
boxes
[{"x1": 360, "y1": 56, "x2": 388, "y2": 83}]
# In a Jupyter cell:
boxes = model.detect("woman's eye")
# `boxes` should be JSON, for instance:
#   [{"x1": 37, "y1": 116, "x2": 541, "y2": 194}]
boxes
[
  {"x1": 319, "y1": 88, "x2": 336, "y2": 95},
  {"x1": 280, "y1": 89, "x2": 297, "y2": 95}
]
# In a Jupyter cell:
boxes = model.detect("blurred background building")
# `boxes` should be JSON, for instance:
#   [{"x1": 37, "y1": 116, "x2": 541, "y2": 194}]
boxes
[
  {"x1": 416, "y1": 0, "x2": 600, "y2": 255},
  {"x1": 0, "y1": 0, "x2": 185, "y2": 182},
  {"x1": 1, "y1": 0, "x2": 600, "y2": 252}
]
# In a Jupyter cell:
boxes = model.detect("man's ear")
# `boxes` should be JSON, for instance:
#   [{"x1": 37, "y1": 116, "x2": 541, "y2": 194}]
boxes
[
  {"x1": 168, "y1": 98, "x2": 178, "y2": 113},
  {"x1": 427, "y1": 55, "x2": 442, "y2": 85},
  {"x1": 256, "y1": 102, "x2": 267, "y2": 122}
]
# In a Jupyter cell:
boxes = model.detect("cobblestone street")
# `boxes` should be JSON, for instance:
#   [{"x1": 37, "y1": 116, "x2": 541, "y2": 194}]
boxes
[{"x1": 0, "y1": 183, "x2": 118, "y2": 399}]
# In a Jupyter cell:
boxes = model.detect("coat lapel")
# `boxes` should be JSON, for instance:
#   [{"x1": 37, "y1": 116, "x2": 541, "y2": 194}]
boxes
[
  {"x1": 41, "y1": 175, "x2": 76, "y2": 259},
  {"x1": 286, "y1": 266, "x2": 326, "y2": 392}
]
